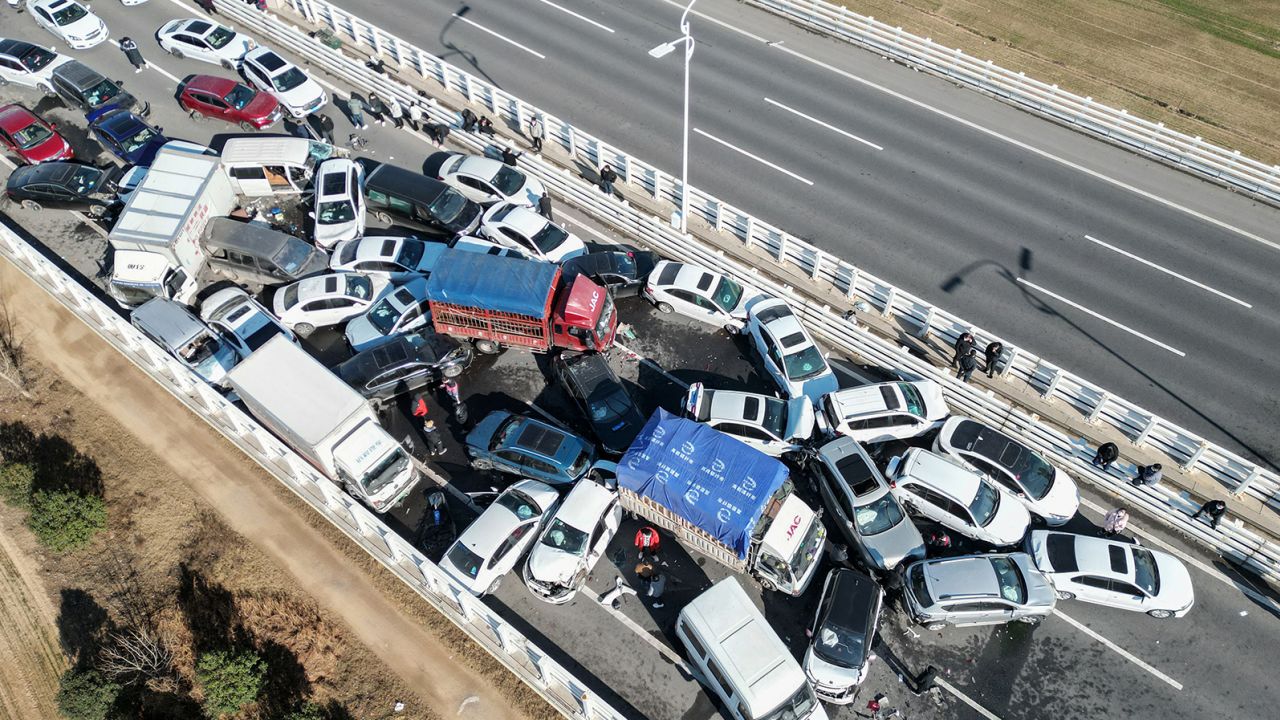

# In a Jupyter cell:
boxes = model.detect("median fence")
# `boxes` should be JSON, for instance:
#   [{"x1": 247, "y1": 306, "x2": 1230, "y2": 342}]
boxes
[
  {"x1": 0, "y1": 222, "x2": 630, "y2": 720},
  {"x1": 241, "y1": 1, "x2": 1280, "y2": 565}
]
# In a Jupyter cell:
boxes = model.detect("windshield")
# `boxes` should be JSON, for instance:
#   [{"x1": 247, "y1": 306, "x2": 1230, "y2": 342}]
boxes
[
  {"x1": 592, "y1": 294, "x2": 615, "y2": 345},
  {"x1": 396, "y1": 241, "x2": 424, "y2": 269},
  {"x1": 710, "y1": 275, "x2": 744, "y2": 312},
  {"x1": 1132, "y1": 548, "x2": 1160, "y2": 595},
  {"x1": 990, "y1": 556, "x2": 1027, "y2": 604},
  {"x1": 540, "y1": 518, "x2": 589, "y2": 556},
  {"x1": 783, "y1": 345, "x2": 827, "y2": 381},
  {"x1": 428, "y1": 188, "x2": 468, "y2": 224},
  {"x1": 280, "y1": 283, "x2": 300, "y2": 310},
  {"x1": 365, "y1": 297, "x2": 403, "y2": 335},
  {"x1": 119, "y1": 126, "x2": 158, "y2": 154},
  {"x1": 13, "y1": 122, "x2": 53, "y2": 150},
  {"x1": 970, "y1": 480, "x2": 1001, "y2": 526},
  {"x1": 274, "y1": 241, "x2": 314, "y2": 275},
  {"x1": 907, "y1": 564, "x2": 931, "y2": 606},
  {"x1": 223, "y1": 84, "x2": 256, "y2": 110},
  {"x1": 345, "y1": 274, "x2": 373, "y2": 299},
  {"x1": 491, "y1": 165, "x2": 524, "y2": 196},
  {"x1": 760, "y1": 684, "x2": 819, "y2": 720},
  {"x1": 317, "y1": 200, "x2": 355, "y2": 224},
  {"x1": 813, "y1": 614, "x2": 868, "y2": 669},
  {"x1": 52, "y1": 4, "x2": 88, "y2": 25},
  {"x1": 446, "y1": 543, "x2": 483, "y2": 580},
  {"x1": 529, "y1": 224, "x2": 569, "y2": 254},
  {"x1": 20, "y1": 46, "x2": 55, "y2": 72},
  {"x1": 568, "y1": 449, "x2": 590, "y2": 478},
  {"x1": 272, "y1": 66, "x2": 308, "y2": 93},
  {"x1": 854, "y1": 493, "x2": 906, "y2": 536},
  {"x1": 495, "y1": 489, "x2": 541, "y2": 522},
  {"x1": 361, "y1": 450, "x2": 409, "y2": 497},
  {"x1": 788, "y1": 519, "x2": 824, "y2": 581},
  {"x1": 899, "y1": 383, "x2": 926, "y2": 416},
  {"x1": 206, "y1": 25, "x2": 236, "y2": 49},
  {"x1": 760, "y1": 397, "x2": 789, "y2": 438},
  {"x1": 83, "y1": 79, "x2": 121, "y2": 107},
  {"x1": 1009, "y1": 448, "x2": 1056, "y2": 500},
  {"x1": 493, "y1": 416, "x2": 521, "y2": 449}
]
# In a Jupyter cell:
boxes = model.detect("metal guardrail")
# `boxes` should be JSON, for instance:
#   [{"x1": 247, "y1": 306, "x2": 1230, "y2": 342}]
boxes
[
  {"x1": 254, "y1": 0, "x2": 1280, "y2": 544},
  {"x1": 746, "y1": 0, "x2": 1280, "y2": 204},
  {"x1": 0, "y1": 234, "x2": 628, "y2": 720}
]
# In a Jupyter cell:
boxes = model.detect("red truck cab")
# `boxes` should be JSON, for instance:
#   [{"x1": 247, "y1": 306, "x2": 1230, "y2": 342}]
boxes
[{"x1": 554, "y1": 274, "x2": 617, "y2": 352}]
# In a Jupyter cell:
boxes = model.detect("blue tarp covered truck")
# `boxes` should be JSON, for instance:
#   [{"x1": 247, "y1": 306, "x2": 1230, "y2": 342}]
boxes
[{"x1": 617, "y1": 409, "x2": 826, "y2": 595}]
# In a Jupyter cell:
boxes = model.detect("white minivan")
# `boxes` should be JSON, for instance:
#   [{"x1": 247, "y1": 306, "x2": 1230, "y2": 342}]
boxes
[{"x1": 676, "y1": 577, "x2": 828, "y2": 720}]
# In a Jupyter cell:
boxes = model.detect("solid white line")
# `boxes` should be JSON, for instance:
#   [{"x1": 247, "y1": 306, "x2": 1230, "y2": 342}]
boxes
[
  {"x1": 763, "y1": 97, "x2": 883, "y2": 150},
  {"x1": 1084, "y1": 235, "x2": 1252, "y2": 308},
  {"x1": 657, "y1": 0, "x2": 768, "y2": 42},
  {"x1": 934, "y1": 678, "x2": 1004, "y2": 720},
  {"x1": 452, "y1": 13, "x2": 547, "y2": 59},
  {"x1": 693, "y1": 128, "x2": 814, "y2": 185},
  {"x1": 531, "y1": 0, "x2": 616, "y2": 33},
  {"x1": 1015, "y1": 278, "x2": 1186, "y2": 357},
  {"x1": 592, "y1": 592, "x2": 693, "y2": 673},
  {"x1": 1052, "y1": 609, "x2": 1184, "y2": 690},
  {"x1": 109, "y1": 40, "x2": 182, "y2": 84}
]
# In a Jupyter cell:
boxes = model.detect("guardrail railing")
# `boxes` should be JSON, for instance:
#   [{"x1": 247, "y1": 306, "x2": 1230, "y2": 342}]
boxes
[{"x1": 255, "y1": 0, "x2": 1280, "y2": 529}]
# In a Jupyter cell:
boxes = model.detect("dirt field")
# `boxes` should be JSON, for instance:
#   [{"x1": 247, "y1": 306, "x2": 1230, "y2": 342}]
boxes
[
  {"x1": 0, "y1": 258, "x2": 552, "y2": 720},
  {"x1": 837, "y1": 0, "x2": 1280, "y2": 164}
]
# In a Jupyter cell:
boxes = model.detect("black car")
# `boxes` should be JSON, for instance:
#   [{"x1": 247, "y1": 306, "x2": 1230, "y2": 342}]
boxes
[
  {"x1": 553, "y1": 351, "x2": 645, "y2": 455},
  {"x1": 335, "y1": 329, "x2": 473, "y2": 401},
  {"x1": 356, "y1": 158, "x2": 482, "y2": 238},
  {"x1": 561, "y1": 250, "x2": 659, "y2": 298},
  {"x1": 50, "y1": 61, "x2": 147, "y2": 116},
  {"x1": 5, "y1": 161, "x2": 121, "y2": 215}
]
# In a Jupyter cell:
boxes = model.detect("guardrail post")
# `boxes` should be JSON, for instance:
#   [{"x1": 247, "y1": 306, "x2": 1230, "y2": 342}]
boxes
[
  {"x1": 845, "y1": 266, "x2": 860, "y2": 298},
  {"x1": 652, "y1": 169, "x2": 664, "y2": 201},
  {"x1": 565, "y1": 124, "x2": 578, "y2": 157},
  {"x1": 1041, "y1": 367, "x2": 1062, "y2": 398},
  {"x1": 809, "y1": 251, "x2": 822, "y2": 280},
  {"x1": 1232, "y1": 467, "x2": 1261, "y2": 497},
  {"x1": 917, "y1": 306, "x2": 934, "y2": 338},
  {"x1": 998, "y1": 345, "x2": 1018, "y2": 377},
  {"x1": 1086, "y1": 391, "x2": 1110, "y2": 424},
  {"x1": 776, "y1": 233, "x2": 788, "y2": 262},
  {"x1": 881, "y1": 286, "x2": 896, "y2": 318},
  {"x1": 1181, "y1": 441, "x2": 1208, "y2": 472},
  {"x1": 1134, "y1": 415, "x2": 1158, "y2": 447},
  {"x1": 462, "y1": 74, "x2": 474, "y2": 103}
]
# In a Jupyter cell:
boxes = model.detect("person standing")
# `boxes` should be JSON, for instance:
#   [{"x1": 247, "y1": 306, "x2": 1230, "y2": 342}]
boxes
[
  {"x1": 956, "y1": 348, "x2": 979, "y2": 383},
  {"x1": 537, "y1": 194, "x2": 553, "y2": 222},
  {"x1": 984, "y1": 340, "x2": 1004, "y2": 378},
  {"x1": 460, "y1": 108, "x2": 478, "y2": 133},
  {"x1": 634, "y1": 525, "x2": 661, "y2": 560},
  {"x1": 528, "y1": 115, "x2": 545, "y2": 152},
  {"x1": 367, "y1": 93, "x2": 388, "y2": 126},
  {"x1": 386, "y1": 96, "x2": 405, "y2": 129},
  {"x1": 1190, "y1": 499, "x2": 1227, "y2": 529},
  {"x1": 316, "y1": 113, "x2": 335, "y2": 144},
  {"x1": 599, "y1": 163, "x2": 618, "y2": 195},
  {"x1": 1092, "y1": 442, "x2": 1119, "y2": 471},
  {"x1": 422, "y1": 420, "x2": 447, "y2": 457},
  {"x1": 1131, "y1": 463, "x2": 1163, "y2": 487},
  {"x1": 1103, "y1": 507, "x2": 1129, "y2": 536},
  {"x1": 196, "y1": 0, "x2": 218, "y2": 14},
  {"x1": 120, "y1": 37, "x2": 147, "y2": 73},
  {"x1": 346, "y1": 93, "x2": 369, "y2": 130},
  {"x1": 952, "y1": 331, "x2": 976, "y2": 368}
]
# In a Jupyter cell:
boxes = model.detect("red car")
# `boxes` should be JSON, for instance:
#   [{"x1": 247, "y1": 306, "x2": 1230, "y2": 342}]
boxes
[
  {"x1": 177, "y1": 74, "x2": 281, "y2": 130},
  {"x1": 0, "y1": 104, "x2": 73, "y2": 164}
]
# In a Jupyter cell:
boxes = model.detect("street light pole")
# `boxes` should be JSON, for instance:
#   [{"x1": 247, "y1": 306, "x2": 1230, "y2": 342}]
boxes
[{"x1": 649, "y1": 0, "x2": 697, "y2": 234}]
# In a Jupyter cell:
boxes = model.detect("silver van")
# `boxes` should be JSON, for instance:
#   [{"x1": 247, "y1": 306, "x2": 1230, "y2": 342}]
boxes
[
  {"x1": 203, "y1": 217, "x2": 328, "y2": 289},
  {"x1": 676, "y1": 577, "x2": 827, "y2": 720},
  {"x1": 130, "y1": 298, "x2": 239, "y2": 387}
]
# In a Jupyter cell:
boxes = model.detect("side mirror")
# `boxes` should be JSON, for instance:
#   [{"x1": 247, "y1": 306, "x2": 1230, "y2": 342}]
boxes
[{"x1": 307, "y1": 211, "x2": 315, "y2": 218}]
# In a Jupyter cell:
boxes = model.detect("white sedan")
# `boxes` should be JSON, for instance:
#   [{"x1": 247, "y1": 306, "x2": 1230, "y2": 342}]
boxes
[
  {"x1": 1027, "y1": 531, "x2": 1195, "y2": 618},
  {"x1": 523, "y1": 479, "x2": 621, "y2": 604},
  {"x1": 200, "y1": 287, "x2": 296, "y2": 359},
  {"x1": 425, "y1": 151, "x2": 545, "y2": 207},
  {"x1": 682, "y1": 382, "x2": 814, "y2": 457},
  {"x1": 330, "y1": 235, "x2": 447, "y2": 282},
  {"x1": 241, "y1": 47, "x2": 327, "y2": 118},
  {"x1": 441, "y1": 480, "x2": 561, "y2": 596},
  {"x1": 156, "y1": 18, "x2": 254, "y2": 69},
  {"x1": 745, "y1": 297, "x2": 838, "y2": 406},
  {"x1": 642, "y1": 260, "x2": 763, "y2": 332},
  {"x1": 478, "y1": 203, "x2": 586, "y2": 263},
  {"x1": 311, "y1": 158, "x2": 365, "y2": 249},
  {"x1": 271, "y1": 272, "x2": 389, "y2": 337},
  {"x1": 27, "y1": 0, "x2": 108, "y2": 50}
]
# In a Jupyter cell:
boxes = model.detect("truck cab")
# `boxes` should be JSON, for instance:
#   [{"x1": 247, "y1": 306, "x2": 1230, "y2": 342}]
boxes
[
  {"x1": 331, "y1": 420, "x2": 418, "y2": 513},
  {"x1": 552, "y1": 275, "x2": 616, "y2": 352},
  {"x1": 754, "y1": 492, "x2": 827, "y2": 596},
  {"x1": 108, "y1": 249, "x2": 199, "y2": 308}
]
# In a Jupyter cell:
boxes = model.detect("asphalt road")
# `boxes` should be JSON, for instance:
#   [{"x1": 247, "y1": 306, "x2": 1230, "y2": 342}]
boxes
[
  {"x1": 322, "y1": 0, "x2": 1280, "y2": 472},
  {"x1": 2, "y1": 3, "x2": 1279, "y2": 720}
]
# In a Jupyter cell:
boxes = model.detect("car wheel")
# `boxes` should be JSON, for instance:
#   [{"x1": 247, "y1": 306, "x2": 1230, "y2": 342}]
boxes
[
  {"x1": 1017, "y1": 615, "x2": 1043, "y2": 626},
  {"x1": 1055, "y1": 590, "x2": 1075, "y2": 601},
  {"x1": 1147, "y1": 609, "x2": 1174, "y2": 619},
  {"x1": 486, "y1": 577, "x2": 502, "y2": 595},
  {"x1": 442, "y1": 363, "x2": 464, "y2": 378},
  {"x1": 239, "y1": 121, "x2": 257, "y2": 132},
  {"x1": 221, "y1": 59, "x2": 235, "y2": 70},
  {"x1": 474, "y1": 339, "x2": 500, "y2": 355},
  {"x1": 21, "y1": 200, "x2": 42, "y2": 212},
  {"x1": 86, "y1": 204, "x2": 106, "y2": 218},
  {"x1": 0, "y1": 77, "x2": 7, "y2": 87},
  {"x1": 189, "y1": 110, "x2": 204, "y2": 122},
  {"x1": 37, "y1": 82, "x2": 55, "y2": 97},
  {"x1": 723, "y1": 323, "x2": 739, "y2": 335},
  {"x1": 656, "y1": 301, "x2": 673, "y2": 314},
  {"x1": 168, "y1": 47, "x2": 184, "y2": 59},
  {"x1": 471, "y1": 459, "x2": 494, "y2": 471},
  {"x1": 293, "y1": 323, "x2": 315, "y2": 338},
  {"x1": 924, "y1": 622, "x2": 946, "y2": 631},
  {"x1": 374, "y1": 211, "x2": 391, "y2": 224}
]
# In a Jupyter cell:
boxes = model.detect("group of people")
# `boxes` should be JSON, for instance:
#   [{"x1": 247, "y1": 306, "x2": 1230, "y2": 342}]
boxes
[{"x1": 951, "y1": 332, "x2": 1003, "y2": 383}]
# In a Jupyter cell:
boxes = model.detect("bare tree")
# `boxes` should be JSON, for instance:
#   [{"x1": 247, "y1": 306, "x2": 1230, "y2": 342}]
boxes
[
  {"x1": 0, "y1": 294, "x2": 30, "y2": 398},
  {"x1": 98, "y1": 626, "x2": 174, "y2": 687}
]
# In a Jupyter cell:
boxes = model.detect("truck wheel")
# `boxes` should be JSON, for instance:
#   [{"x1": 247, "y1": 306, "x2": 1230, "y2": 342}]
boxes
[
  {"x1": 656, "y1": 301, "x2": 674, "y2": 314},
  {"x1": 758, "y1": 578, "x2": 776, "y2": 593},
  {"x1": 86, "y1": 204, "x2": 106, "y2": 218},
  {"x1": 474, "y1": 339, "x2": 501, "y2": 355},
  {"x1": 293, "y1": 323, "x2": 315, "y2": 338},
  {"x1": 442, "y1": 364, "x2": 464, "y2": 378},
  {"x1": 21, "y1": 200, "x2": 42, "y2": 212}
]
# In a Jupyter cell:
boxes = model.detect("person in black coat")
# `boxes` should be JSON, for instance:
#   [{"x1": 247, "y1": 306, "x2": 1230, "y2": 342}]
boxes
[
  {"x1": 316, "y1": 113, "x2": 335, "y2": 144},
  {"x1": 196, "y1": 0, "x2": 218, "y2": 14},
  {"x1": 120, "y1": 38, "x2": 147, "y2": 73},
  {"x1": 952, "y1": 332, "x2": 976, "y2": 368},
  {"x1": 500, "y1": 146, "x2": 522, "y2": 167},
  {"x1": 460, "y1": 108, "x2": 478, "y2": 133},
  {"x1": 1191, "y1": 499, "x2": 1227, "y2": 529},
  {"x1": 1092, "y1": 442, "x2": 1119, "y2": 471},
  {"x1": 984, "y1": 340, "x2": 1004, "y2": 378},
  {"x1": 956, "y1": 348, "x2": 979, "y2": 382}
]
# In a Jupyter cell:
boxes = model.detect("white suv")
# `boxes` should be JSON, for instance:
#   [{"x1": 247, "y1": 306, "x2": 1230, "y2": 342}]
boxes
[
  {"x1": 241, "y1": 47, "x2": 327, "y2": 118},
  {"x1": 819, "y1": 380, "x2": 948, "y2": 444},
  {"x1": 887, "y1": 448, "x2": 1030, "y2": 547},
  {"x1": 745, "y1": 298, "x2": 838, "y2": 406}
]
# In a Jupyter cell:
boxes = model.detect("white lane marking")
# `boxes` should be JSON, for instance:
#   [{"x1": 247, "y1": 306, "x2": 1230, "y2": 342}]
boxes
[
  {"x1": 1083, "y1": 235, "x2": 1252, "y2": 309},
  {"x1": 109, "y1": 40, "x2": 182, "y2": 84},
  {"x1": 452, "y1": 13, "x2": 547, "y2": 59},
  {"x1": 657, "y1": 0, "x2": 768, "y2": 42},
  {"x1": 693, "y1": 128, "x2": 814, "y2": 186},
  {"x1": 531, "y1": 0, "x2": 616, "y2": 33},
  {"x1": 1015, "y1": 278, "x2": 1186, "y2": 356},
  {"x1": 934, "y1": 678, "x2": 1004, "y2": 720},
  {"x1": 592, "y1": 591, "x2": 694, "y2": 673},
  {"x1": 763, "y1": 97, "x2": 883, "y2": 150},
  {"x1": 1052, "y1": 609, "x2": 1184, "y2": 690}
]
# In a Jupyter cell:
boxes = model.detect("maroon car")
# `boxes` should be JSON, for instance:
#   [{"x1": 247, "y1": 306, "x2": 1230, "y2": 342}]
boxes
[
  {"x1": 0, "y1": 104, "x2": 73, "y2": 164},
  {"x1": 177, "y1": 74, "x2": 281, "y2": 130}
]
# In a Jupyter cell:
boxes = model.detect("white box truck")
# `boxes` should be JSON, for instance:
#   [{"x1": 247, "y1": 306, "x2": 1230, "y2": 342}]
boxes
[{"x1": 226, "y1": 335, "x2": 422, "y2": 513}]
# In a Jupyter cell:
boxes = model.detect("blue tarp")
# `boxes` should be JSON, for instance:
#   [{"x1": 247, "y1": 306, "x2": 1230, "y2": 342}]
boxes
[
  {"x1": 618, "y1": 409, "x2": 789, "y2": 559},
  {"x1": 425, "y1": 249, "x2": 558, "y2": 317}
]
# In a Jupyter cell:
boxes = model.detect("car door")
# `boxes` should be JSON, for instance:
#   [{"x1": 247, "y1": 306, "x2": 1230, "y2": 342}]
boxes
[
  {"x1": 944, "y1": 601, "x2": 1014, "y2": 626},
  {"x1": 493, "y1": 449, "x2": 531, "y2": 476},
  {"x1": 243, "y1": 62, "x2": 269, "y2": 93},
  {"x1": 34, "y1": 7, "x2": 56, "y2": 34},
  {"x1": 661, "y1": 288, "x2": 711, "y2": 321},
  {"x1": 394, "y1": 302, "x2": 429, "y2": 334},
  {"x1": 0, "y1": 126, "x2": 16, "y2": 154},
  {"x1": 756, "y1": 330, "x2": 788, "y2": 389},
  {"x1": 0, "y1": 56, "x2": 24, "y2": 85},
  {"x1": 174, "y1": 33, "x2": 212, "y2": 61},
  {"x1": 454, "y1": 173, "x2": 497, "y2": 203},
  {"x1": 587, "y1": 499, "x2": 622, "y2": 566},
  {"x1": 189, "y1": 90, "x2": 232, "y2": 121},
  {"x1": 1070, "y1": 575, "x2": 1123, "y2": 607},
  {"x1": 816, "y1": 464, "x2": 859, "y2": 550}
]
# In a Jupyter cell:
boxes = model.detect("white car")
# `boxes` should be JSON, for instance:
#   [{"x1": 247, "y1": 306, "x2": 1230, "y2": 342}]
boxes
[
  {"x1": 199, "y1": 287, "x2": 296, "y2": 359},
  {"x1": 344, "y1": 276, "x2": 432, "y2": 351},
  {"x1": 450, "y1": 235, "x2": 530, "y2": 260},
  {"x1": 271, "y1": 272, "x2": 389, "y2": 337},
  {"x1": 0, "y1": 38, "x2": 72, "y2": 94},
  {"x1": 156, "y1": 18, "x2": 254, "y2": 69},
  {"x1": 523, "y1": 479, "x2": 621, "y2": 604},
  {"x1": 426, "y1": 151, "x2": 545, "y2": 207},
  {"x1": 241, "y1": 47, "x2": 326, "y2": 118},
  {"x1": 745, "y1": 298, "x2": 838, "y2": 406},
  {"x1": 478, "y1": 203, "x2": 585, "y2": 262},
  {"x1": 642, "y1": 260, "x2": 762, "y2": 333},
  {"x1": 27, "y1": 0, "x2": 108, "y2": 50},
  {"x1": 934, "y1": 417, "x2": 1080, "y2": 525},
  {"x1": 441, "y1": 480, "x2": 561, "y2": 596},
  {"x1": 819, "y1": 380, "x2": 949, "y2": 444},
  {"x1": 887, "y1": 448, "x2": 1031, "y2": 547},
  {"x1": 682, "y1": 382, "x2": 814, "y2": 457},
  {"x1": 1027, "y1": 531, "x2": 1195, "y2": 618},
  {"x1": 330, "y1": 235, "x2": 446, "y2": 282},
  {"x1": 311, "y1": 158, "x2": 365, "y2": 249}
]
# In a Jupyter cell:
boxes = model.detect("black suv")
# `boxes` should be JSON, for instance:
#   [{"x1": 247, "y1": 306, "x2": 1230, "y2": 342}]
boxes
[
  {"x1": 50, "y1": 61, "x2": 148, "y2": 116},
  {"x1": 335, "y1": 329, "x2": 472, "y2": 402},
  {"x1": 357, "y1": 158, "x2": 481, "y2": 237},
  {"x1": 553, "y1": 352, "x2": 644, "y2": 455}
]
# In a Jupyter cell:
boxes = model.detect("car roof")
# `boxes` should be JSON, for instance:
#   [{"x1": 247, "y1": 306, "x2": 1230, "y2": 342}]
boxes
[
  {"x1": 557, "y1": 352, "x2": 615, "y2": 392},
  {"x1": 94, "y1": 108, "x2": 146, "y2": 135},
  {"x1": 751, "y1": 300, "x2": 810, "y2": 347},
  {"x1": 563, "y1": 251, "x2": 630, "y2": 276},
  {"x1": 456, "y1": 496, "x2": 528, "y2": 557},
  {"x1": 704, "y1": 389, "x2": 770, "y2": 425},
  {"x1": 899, "y1": 449, "x2": 982, "y2": 503},
  {"x1": 381, "y1": 277, "x2": 430, "y2": 307},
  {"x1": 185, "y1": 74, "x2": 238, "y2": 94},
  {"x1": 662, "y1": 262, "x2": 720, "y2": 293},
  {"x1": 247, "y1": 48, "x2": 288, "y2": 71},
  {"x1": 1048, "y1": 532, "x2": 1135, "y2": 580},
  {"x1": 317, "y1": 158, "x2": 356, "y2": 196},
  {"x1": 0, "y1": 105, "x2": 37, "y2": 132},
  {"x1": 362, "y1": 161, "x2": 448, "y2": 201},
  {"x1": 822, "y1": 569, "x2": 879, "y2": 633},
  {"x1": 8, "y1": 161, "x2": 94, "y2": 186},
  {"x1": 179, "y1": 18, "x2": 215, "y2": 36},
  {"x1": 508, "y1": 417, "x2": 570, "y2": 459},
  {"x1": 487, "y1": 203, "x2": 546, "y2": 235},
  {"x1": 0, "y1": 39, "x2": 39, "y2": 57},
  {"x1": 555, "y1": 481, "x2": 616, "y2": 527},
  {"x1": 51, "y1": 60, "x2": 103, "y2": 86},
  {"x1": 829, "y1": 382, "x2": 901, "y2": 417},
  {"x1": 350, "y1": 236, "x2": 408, "y2": 261},
  {"x1": 132, "y1": 299, "x2": 205, "y2": 346},
  {"x1": 817, "y1": 438, "x2": 887, "y2": 499},
  {"x1": 456, "y1": 154, "x2": 505, "y2": 180},
  {"x1": 944, "y1": 418, "x2": 1029, "y2": 471},
  {"x1": 922, "y1": 556, "x2": 1001, "y2": 599}
]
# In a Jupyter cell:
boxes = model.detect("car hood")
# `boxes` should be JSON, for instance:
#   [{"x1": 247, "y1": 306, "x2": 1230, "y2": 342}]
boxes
[
  {"x1": 1032, "y1": 468, "x2": 1080, "y2": 524},
  {"x1": 60, "y1": 15, "x2": 105, "y2": 38},
  {"x1": 526, "y1": 545, "x2": 583, "y2": 585},
  {"x1": 1153, "y1": 552, "x2": 1195, "y2": 611},
  {"x1": 799, "y1": 370, "x2": 839, "y2": 407},
  {"x1": 242, "y1": 91, "x2": 280, "y2": 119},
  {"x1": 919, "y1": 382, "x2": 950, "y2": 421},
  {"x1": 732, "y1": 286, "x2": 768, "y2": 318},
  {"x1": 862, "y1": 516, "x2": 926, "y2": 571},
  {"x1": 543, "y1": 232, "x2": 587, "y2": 263},
  {"x1": 277, "y1": 78, "x2": 325, "y2": 109},
  {"x1": 803, "y1": 645, "x2": 867, "y2": 690},
  {"x1": 344, "y1": 315, "x2": 385, "y2": 352},
  {"x1": 25, "y1": 133, "x2": 73, "y2": 163},
  {"x1": 983, "y1": 492, "x2": 1032, "y2": 546},
  {"x1": 314, "y1": 216, "x2": 362, "y2": 248},
  {"x1": 784, "y1": 398, "x2": 816, "y2": 442},
  {"x1": 466, "y1": 412, "x2": 509, "y2": 454}
]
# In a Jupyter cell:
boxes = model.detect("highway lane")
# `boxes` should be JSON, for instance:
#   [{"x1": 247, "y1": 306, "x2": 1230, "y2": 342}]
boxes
[
  {"x1": 331, "y1": 0, "x2": 1280, "y2": 471},
  {"x1": 3, "y1": 3, "x2": 1280, "y2": 719}
]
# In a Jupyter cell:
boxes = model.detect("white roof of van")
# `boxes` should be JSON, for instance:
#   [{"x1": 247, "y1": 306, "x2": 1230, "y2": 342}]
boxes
[
  {"x1": 220, "y1": 136, "x2": 314, "y2": 164},
  {"x1": 109, "y1": 146, "x2": 222, "y2": 246}
]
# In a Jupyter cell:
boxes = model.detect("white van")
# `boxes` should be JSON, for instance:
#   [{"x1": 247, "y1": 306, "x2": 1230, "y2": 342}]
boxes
[
  {"x1": 220, "y1": 136, "x2": 341, "y2": 196},
  {"x1": 676, "y1": 578, "x2": 827, "y2": 720}
]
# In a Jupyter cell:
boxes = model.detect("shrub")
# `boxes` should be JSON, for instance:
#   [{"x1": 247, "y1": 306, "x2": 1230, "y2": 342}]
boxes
[
  {"x1": 0, "y1": 462, "x2": 34, "y2": 508},
  {"x1": 196, "y1": 649, "x2": 266, "y2": 718},
  {"x1": 56, "y1": 668, "x2": 119, "y2": 720},
  {"x1": 27, "y1": 489, "x2": 107, "y2": 552},
  {"x1": 285, "y1": 703, "x2": 326, "y2": 720}
]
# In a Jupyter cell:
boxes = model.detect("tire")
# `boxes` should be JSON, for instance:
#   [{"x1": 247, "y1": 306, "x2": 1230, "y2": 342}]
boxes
[
  {"x1": 1147, "y1": 609, "x2": 1174, "y2": 619},
  {"x1": 21, "y1": 200, "x2": 42, "y2": 212},
  {"x1": 293, "y1": 323, "x2": 315, "y2": 338},
  {"x1": 1017, "y1": 615, "x2": 1043, "y2": 626},
  {"x1": 474, "y1": 339, "x2": 500, "y2": 355},
  {"x1": 239, "y1": 121, "x2": 257, "y2": 132},
  {"x1": 486, "y1": 577, "x2": 502, "y2": 595},
  {"x1": 723, "y1": 323, "x2": 739, "y2": 335},
  {"x1": 758, "y1": 578, "x2": 776, "y2": 593},
  {"x1": 86, "y1": 204, "x2": 106, "y2": 218},
  {"x1": 471, "y1": 459, "x2": 494, "y2": 472},
  {"x1": 924, "y1": 622, "x2": 946, "y2": 631},
  {"x1": 37, "y1": 83, "x2": 55, "y2": 97},
  {"x1": 189, "y1": 111, "x2": 204, "y2": 122},
  {"x1": 1055, "y1": 590, "x2": 1076, "y2": 601},
  {"x1": 442, "y1": 363, "x2": 464, "y2": 378},
  {"x1": 656, "y1": 301, "x2": 673, "y2": 314},
  {"x1": 220, "y1": 59, "x2": 235, "y2": 71},
  {"x1": 0, "y1": 77, "x2": 7, "y2": 87},
  {"x1": 168, "y1": 47, "x2": 184, "y2": 59},
  {"x1": 374, "y1": 211, "x2": 391, "y2": 224}
]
